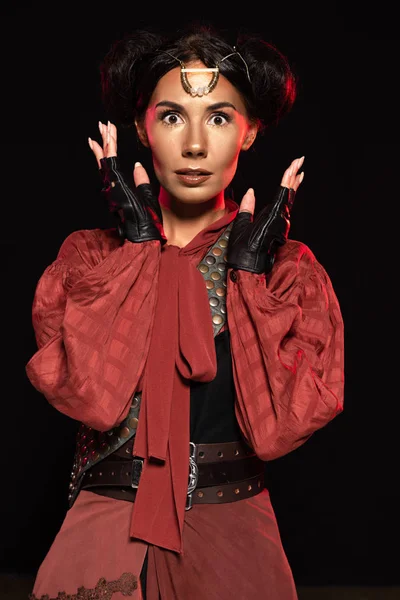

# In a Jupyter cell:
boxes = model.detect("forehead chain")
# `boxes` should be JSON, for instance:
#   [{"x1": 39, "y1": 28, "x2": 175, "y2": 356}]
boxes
[{"x1": 163, "y1": 47, "x2": 251, "y2": 97}]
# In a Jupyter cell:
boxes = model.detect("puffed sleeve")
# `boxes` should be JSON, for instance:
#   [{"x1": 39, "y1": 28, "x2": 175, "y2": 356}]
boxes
[
  {"x1": 25, "y1": 229, "x2": 160, "y2": 431},
  {"x1": 227, "y1": 240, "x2": 344, "y2": 461}
]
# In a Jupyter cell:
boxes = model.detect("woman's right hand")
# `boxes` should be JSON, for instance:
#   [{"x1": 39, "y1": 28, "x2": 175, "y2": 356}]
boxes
[{"x1": 88, "y1": 121, "x2": 166, "y2": 244}]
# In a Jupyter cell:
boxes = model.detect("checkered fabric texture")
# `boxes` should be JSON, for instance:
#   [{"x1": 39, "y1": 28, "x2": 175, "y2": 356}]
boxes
[
  {"x1": 26, "y1": 228, "x2": 344, "y2": 458},
  {"x1": 227, "y1": 240, "x2": 344, "y2": 460}
]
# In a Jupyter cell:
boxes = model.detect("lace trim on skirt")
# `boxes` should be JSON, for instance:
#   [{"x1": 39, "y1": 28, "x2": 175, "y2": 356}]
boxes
[{"x1": 28, "y1": 572, "x2": 138, "y2": 599}]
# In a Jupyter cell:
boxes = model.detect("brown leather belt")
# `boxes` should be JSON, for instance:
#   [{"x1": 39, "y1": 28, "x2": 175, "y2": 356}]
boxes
[{"x1": 80, "y1": 439, "x2": 265, "y2": 507}]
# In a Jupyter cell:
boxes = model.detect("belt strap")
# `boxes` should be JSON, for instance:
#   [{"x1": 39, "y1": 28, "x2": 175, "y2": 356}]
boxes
[
  {"x1": 195, "y1": 440, "x2": 256, "y2": 463},
  {"x1": 81, "y1": 454, "x2": 264, "y2": 488},
  {"x1": 113, "y1": 437, "x2": 256, "y2": 461},
  {"x1": 80, "y1": 440, "x2": 265, "y2": 506},
  {"x1": 82, "y1": 464, "x2": 265, "y2": 505}
]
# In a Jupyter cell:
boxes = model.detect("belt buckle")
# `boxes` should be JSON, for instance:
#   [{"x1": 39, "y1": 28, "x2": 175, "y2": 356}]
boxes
[
  {"x1": 131, "y1": 458, "x2": 144, "y2": 489},
  {"x1": 186, "y1": 442, "x2": 199, "y2": 511}
]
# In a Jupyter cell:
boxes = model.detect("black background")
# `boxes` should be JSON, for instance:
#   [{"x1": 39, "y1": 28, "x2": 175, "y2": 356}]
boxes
[{"x1": 1, "y1": 1, "x2": 398, "y2": 587}]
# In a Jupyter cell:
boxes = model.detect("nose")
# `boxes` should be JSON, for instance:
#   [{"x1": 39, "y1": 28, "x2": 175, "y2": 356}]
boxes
[{"x1": 182, "y1": 124, "x2": 208, "y2": 159}]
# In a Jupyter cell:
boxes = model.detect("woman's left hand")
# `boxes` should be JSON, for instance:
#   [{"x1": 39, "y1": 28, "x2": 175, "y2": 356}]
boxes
[{"x1": 227, "y1": 156, "x2": 305, "y2": 275}]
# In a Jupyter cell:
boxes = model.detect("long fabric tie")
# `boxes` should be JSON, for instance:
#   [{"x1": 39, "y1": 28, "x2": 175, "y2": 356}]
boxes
[{"x1": 130, "y1": 202, "x2": 238, "y2": 554}]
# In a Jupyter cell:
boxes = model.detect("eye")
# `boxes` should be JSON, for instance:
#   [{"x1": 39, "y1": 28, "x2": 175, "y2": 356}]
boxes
[
  {"x1": 159, "y1": 111, "x2": 184, "y2": 126},
  {"x1": 208, "y1": 112, "x2": 232, "y2": 126}
]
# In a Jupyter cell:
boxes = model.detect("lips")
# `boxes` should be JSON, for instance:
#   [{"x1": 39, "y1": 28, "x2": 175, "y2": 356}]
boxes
[
  {"x1": 175, "y1": 169, "x2": 212, "y2": 186},
  {"x1": 175, "y1": 168, "x2": 212, "y2": 175}
]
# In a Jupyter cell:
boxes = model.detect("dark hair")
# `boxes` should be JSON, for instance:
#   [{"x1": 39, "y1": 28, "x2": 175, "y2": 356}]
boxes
[{"x1": 100, "y1": 23, "x2": 297, "y2": 133}]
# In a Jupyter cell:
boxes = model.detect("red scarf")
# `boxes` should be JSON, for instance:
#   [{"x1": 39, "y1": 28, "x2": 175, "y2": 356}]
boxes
[{"x1": 130, "y1": 199, "x2": 238, "y2": 554}]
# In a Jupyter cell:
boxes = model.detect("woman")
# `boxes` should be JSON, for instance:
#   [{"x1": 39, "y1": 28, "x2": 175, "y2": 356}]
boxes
[{"x1": 26, "y1": 23, "x2": 344, "y2": 600}]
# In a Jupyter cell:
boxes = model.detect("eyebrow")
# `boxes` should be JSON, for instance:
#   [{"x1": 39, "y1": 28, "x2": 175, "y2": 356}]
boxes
[{"x1": 155, "y1": 100, "x2": 237, "y2": 112}]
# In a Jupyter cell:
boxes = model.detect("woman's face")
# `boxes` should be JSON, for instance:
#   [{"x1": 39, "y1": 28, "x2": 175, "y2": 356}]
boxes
[{"x1": 136, "y1": 62, "x2": 257, "y2": 204}]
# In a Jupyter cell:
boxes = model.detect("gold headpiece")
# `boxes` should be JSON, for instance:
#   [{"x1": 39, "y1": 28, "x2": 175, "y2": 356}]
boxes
[{"x1": 163, "y1": 48, "x2": 251, "y2": 97}]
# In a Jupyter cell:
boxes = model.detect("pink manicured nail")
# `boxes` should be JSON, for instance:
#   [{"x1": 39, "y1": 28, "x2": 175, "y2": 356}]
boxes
[{"x1": 88, "y1": 137, "x2": 93, "y2": 150}]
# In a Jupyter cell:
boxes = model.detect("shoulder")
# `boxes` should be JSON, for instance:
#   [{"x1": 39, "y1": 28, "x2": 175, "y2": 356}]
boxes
[
  {"x1": 268, "y1": 239, "x2": 333, "y2": 298},
  {"x1": 56, "y1": 227, "x2": 121, "y2": 266},
  {"x1": 275, "y1": 238, "x2": 317, "y2": 267},
  {"x1": 273, "y1": 238, "x2": 320, "y2": 277}
]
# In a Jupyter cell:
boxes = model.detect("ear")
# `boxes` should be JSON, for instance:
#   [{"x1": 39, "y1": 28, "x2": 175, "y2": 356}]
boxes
[
  {"x1": 135, "y1": 119, "x2": 149, "y2": 148},
  {"x1": 241, "y1": 122, "x2": 258, "y2": 151}
]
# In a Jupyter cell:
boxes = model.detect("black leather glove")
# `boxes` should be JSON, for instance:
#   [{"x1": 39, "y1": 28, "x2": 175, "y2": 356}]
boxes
[
  {"x1": 227, "y1": 185, "x2": 295, "y2": 274},
  {"x1": 99, "y1": 156, "x2": 167, "y2": 244}
]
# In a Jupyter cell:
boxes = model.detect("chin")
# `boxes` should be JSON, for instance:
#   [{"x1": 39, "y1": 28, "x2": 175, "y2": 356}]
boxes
[{"x1": 171, "y1": 185, "x2": 224, "y2": 204}]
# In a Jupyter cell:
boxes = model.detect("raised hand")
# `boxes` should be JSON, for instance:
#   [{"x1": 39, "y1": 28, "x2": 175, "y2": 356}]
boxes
[
  {"x1": 227, "y1": 156, "x2": 305, "y2": 274},
  {"x1": 88, "y1": 121, "x2": 166, "y2": 244}
]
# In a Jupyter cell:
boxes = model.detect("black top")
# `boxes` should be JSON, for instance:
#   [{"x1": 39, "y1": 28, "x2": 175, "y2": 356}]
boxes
[{"x1": 190, "y1": 329, "x2": 242, "y2": 444}]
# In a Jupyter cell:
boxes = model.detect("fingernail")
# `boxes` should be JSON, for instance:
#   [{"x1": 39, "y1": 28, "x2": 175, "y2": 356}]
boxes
[
  {"x1": 299, "y1": 171, "x2": 305, "y2": 182},
  {"x1": 134, "y1": 162, "x2": 142, "y2": 168},
  {"x1": 98, "y1": 121, "x2": 103, "y2": 135},
  {"x1": 247, "y1": 187, "x2": 254, "y2": 195},
  {"x1": 88, "y1": 137, "x2": 93, "y2": 150}
]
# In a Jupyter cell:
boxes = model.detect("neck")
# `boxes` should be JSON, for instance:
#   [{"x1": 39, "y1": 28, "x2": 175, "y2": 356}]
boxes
[{"x1": 159, "y1": 188, "x2": 227, "y2": 247}]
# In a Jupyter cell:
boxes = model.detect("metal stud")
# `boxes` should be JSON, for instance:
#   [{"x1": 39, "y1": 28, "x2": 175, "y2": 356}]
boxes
[
  {"x1": 212, "y1": 315, "x2": 223, "y2": 325},
  {"x1": 217, "y1": 490, "x2": 223, "y2": 497}
]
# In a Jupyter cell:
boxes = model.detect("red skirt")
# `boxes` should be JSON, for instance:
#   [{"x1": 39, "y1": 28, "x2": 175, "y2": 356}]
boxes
[{"x1": 29, "y1": 488, "x2": 298, "y2": 599}]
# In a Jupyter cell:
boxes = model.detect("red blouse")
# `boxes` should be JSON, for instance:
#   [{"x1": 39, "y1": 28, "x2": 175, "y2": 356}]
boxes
[{"x1": 26, "y1": 204, "x2": 344, "y2": 553}]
